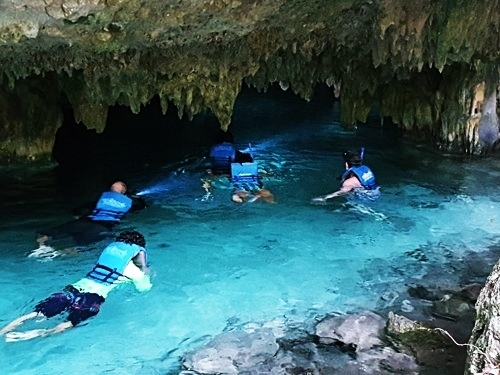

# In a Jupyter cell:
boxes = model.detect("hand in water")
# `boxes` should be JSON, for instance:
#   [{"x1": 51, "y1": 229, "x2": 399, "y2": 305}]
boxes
[{"x1": 312, "y1": 196, "x2": 326, "y2": 203}]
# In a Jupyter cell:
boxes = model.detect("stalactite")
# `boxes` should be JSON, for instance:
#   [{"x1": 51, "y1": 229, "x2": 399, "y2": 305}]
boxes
[{"x1": 0, "y1": 0, "x2": 499, "y2": 160}]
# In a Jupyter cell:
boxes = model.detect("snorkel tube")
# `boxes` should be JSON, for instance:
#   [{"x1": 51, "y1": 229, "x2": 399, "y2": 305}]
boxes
[{"x1": 360, "y1": 147, "x2": 365, "y2": 162}]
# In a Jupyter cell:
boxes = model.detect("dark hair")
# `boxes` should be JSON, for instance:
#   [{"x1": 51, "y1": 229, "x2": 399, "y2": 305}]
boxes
[
  {"x1": 342, "y1": 150, "x2": 362, "y2": 166},
  {"x1": 215, "y1": 129, "x2": 235, "y2": 144},
  {"x1": 116, "y1": 230, "x2": 146, "y2": 247}
]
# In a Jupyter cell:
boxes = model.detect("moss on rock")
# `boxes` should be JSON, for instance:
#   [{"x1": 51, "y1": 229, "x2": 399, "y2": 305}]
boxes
[{"x1": 0, "y1": 0, "x2": 498, "y2": 160}]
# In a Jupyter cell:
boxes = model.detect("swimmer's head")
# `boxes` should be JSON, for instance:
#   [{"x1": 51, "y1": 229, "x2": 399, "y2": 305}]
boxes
[
  {"x1": 342, "y1": 150, "x2": 362, "y2": 167},
  {"x1": 111, "y1": 181, "x2": 127, "y2": 194},
  {"x1": 116, "y1": 230, "x2": 146, "y2": 248},
  {"x1": 215, "y1": 129, "x2": 235, "y2": 144}
]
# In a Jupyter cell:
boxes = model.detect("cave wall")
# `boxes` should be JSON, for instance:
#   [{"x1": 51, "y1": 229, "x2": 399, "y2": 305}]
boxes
[{"x1": 0, "y1": 0, "x2": 499, "y2": 161}]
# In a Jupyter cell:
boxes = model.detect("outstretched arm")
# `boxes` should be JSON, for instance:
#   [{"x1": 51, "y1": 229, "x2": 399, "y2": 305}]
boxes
[
  {"x1": 312, "y1": 176, "x2": 361, "y2": 202},
  {"x1": 312, "y1": 190, "x2": 346, "y2": 202}
]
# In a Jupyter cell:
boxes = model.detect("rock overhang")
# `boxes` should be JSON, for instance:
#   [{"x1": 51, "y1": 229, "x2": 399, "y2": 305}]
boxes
[{"x1": 0, "y1": 0, "x2": 499, "y2": 161}]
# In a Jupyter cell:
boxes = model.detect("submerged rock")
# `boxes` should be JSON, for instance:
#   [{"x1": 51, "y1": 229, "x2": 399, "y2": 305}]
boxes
[
  {"x1": 315, "y1": 311, "x2": 385, "y2": 352},
  {"x1": 431, "y1": 293, "x2": 475, "y2": 323},
  {"x1": 181, "y1": 328, "x2": 279, "y2": 374},
  {"x1": 181, "y1": 312, "x2": 421, "y2": 374}
]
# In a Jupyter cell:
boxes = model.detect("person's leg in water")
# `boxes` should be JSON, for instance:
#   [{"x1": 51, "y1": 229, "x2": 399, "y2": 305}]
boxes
[
  {"x1": 0, "y1": 289, "x2": 74, "y2": 340},
  {"x1": 232, "y1": 189, "x2": 275, "y2": 203},
  {"x1": 231, "y1": 190, "x2": 250, "y2": 203},
  {"x1": 70, "y1": 219, "x2": 115, "y2": 247},
  {"x1": 1, "y1": 287, "x2": 104, "y2": 342},
  {"x1": 36, "y1": 218, "x2": 115, "y2": 250},
  {"x1": 0, "y1": 311, "x2": 42, "y2": 335},
  {"x1": 247, "y1": 189, "x2": 275, "y2": 203},
  {"x1": 1, "y1": 313, "x2": 73, "y2": 341}
]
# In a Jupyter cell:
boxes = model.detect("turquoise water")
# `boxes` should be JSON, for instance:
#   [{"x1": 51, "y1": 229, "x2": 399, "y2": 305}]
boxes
[{"x1": 0, "y1": 86, "x2": 499, "y2": 374}]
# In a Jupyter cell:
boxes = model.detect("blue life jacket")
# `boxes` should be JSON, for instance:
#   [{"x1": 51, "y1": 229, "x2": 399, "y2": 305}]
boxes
[
  {"x1": 341, "y1": 165, "x2": 377, "y2": 190},
  {"x1": 231, "y1": 162, "x2": 262, "y2": 191},
  {"x1": 210, "y1": 143, "x2": 236, "y2": 174},
  {"x1": 86, "y1": 242, "x2": 146, "y2": 285},
  {"x1": 88, "y1": 191, "x2": 133, "y2": 222}
]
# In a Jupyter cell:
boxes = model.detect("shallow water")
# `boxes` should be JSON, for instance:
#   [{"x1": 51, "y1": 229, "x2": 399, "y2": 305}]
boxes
[{"x1": 1, "y1": 85, "x2": 499, "y2": 374}]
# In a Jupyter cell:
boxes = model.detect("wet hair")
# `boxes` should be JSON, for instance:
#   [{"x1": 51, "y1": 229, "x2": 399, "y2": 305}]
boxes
[
  {"x1": 115, "y1": 230, "x2": 146, "y2": 247},
  {"x1": 342, "y1": 150, "x2": 362, "y2": 166}
]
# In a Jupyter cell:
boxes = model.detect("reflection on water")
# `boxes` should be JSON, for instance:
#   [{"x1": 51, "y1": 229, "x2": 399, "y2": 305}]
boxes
[{"x1": 0, "y1": 85, "x2": 499, "y2": 374}]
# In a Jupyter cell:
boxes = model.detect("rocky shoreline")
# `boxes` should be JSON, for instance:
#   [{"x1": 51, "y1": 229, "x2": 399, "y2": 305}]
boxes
[{"x1": 175, "y1": 244, "x2": 500, "y2": 374}]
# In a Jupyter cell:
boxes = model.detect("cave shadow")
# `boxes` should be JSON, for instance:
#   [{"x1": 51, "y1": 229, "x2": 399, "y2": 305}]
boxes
[{"x1": 50, "y1": 84, "x2": 400, "y2": 193}]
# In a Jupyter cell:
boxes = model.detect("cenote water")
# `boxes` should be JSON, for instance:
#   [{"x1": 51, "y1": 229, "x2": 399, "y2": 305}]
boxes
[{"x1": 0, "y1": 86, "x2": 499, "y2": 374}]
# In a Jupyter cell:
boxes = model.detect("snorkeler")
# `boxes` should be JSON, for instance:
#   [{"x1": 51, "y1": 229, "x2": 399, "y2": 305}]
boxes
[
  {"x1": 312, "y1": 149, "x2": 378, "y2": 202},
  {"x1": 0, "y1": 230, "x2": 152, "y2": 342},
  {"x1": 204, "y1": 129, "x2": 275, "y2": 203},
  {"x1": 208, "y1": 129, "x2": 253, "y2": 175},
  {"x1": 36, "y1": 180, "x2": 147, "y2": 249}
]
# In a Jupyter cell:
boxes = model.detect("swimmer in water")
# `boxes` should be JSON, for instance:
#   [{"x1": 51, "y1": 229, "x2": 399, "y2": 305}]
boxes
[
  {"x1": 312, "y1": 149, "x2": 378, "y2": 202},
  {"x1": 36, "y1": 180, "x2": 147, "y2": 249},
  {"x1": 1, "y1": 231, "x2": 152, "y2": 342}
]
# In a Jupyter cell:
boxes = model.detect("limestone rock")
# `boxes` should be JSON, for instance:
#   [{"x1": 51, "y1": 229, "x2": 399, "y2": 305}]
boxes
[
  {"x1": 181, "y1": 328, "x2": 279, "y2": 374},
  {"x1": 315, "y1": 311, "x2": 385, "y2": 352},
  {"x1": 465, "y1": 258, "x2": 500, "y2": 374}
]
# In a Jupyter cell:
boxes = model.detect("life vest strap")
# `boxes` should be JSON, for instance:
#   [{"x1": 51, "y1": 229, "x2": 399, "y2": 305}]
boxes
[{"x1": 86, "y1": 263, "x2": 130, "y2": 284}]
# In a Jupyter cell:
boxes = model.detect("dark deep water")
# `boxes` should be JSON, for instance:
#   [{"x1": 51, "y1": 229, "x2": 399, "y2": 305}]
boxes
[{"x1": 0, "y1": 84, "x2": 500, "y2": 374}]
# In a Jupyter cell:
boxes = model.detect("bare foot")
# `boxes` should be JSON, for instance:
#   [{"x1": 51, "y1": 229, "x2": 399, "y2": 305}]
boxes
[
  {"x1": 0, "y1": 312, "x2": 40, "y2": 335},
  {"x1": 312, "y1": 196, "x2": 326, "y2": 203},
  {"x1": 36, "y1": 235, "x2": 49, "y2": 246},
  {"x1": 232, "y1": 190, "x2": 249, "y2": 203},
  {"x1": 28, "y1": 245, "x2": 60, "y2": 260},
  {"x1": 5, "y1": 329, "x2": 48, "y2": 342}
]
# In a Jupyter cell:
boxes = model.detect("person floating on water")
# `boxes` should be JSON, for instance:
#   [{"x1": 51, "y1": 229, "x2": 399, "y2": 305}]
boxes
[
  {"x1": 203, "y1": 129, "x2": 275, "y2": 204},
  {"x1": 208, "y1": 129, "x2": 253, "y2": 175},
  {"x1": 230, "y1": 160, "x2": 275, "y2": 204},
  {"x1": 35, "y1": 180, "x2": 147, "y2": 252},
  {"x1": 1, "y1": 230, "x2": 152, "y2": 342},
  {"x1": 312, "y1": 149, "x2": 379, "y2": 202}
]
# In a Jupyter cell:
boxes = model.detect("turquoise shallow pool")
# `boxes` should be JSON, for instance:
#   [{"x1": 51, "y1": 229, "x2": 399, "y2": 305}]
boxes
[{"x1": 0, "y1": 87, "x2": 499, "y2": 374}]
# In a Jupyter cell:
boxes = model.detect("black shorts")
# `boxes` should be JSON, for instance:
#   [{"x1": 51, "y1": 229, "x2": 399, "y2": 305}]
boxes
[{"x1": 35, "y1": 286, "x2": 105, "y2": 326}]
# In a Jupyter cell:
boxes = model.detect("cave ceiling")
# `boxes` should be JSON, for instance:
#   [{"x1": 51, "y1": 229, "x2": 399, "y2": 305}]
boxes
[{"x1": 0, "y1": 0, "x2": 499, "y2": 160}]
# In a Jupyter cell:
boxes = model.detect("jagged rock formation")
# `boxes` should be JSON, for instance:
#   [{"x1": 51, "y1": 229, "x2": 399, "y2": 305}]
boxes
[
  {"x1": 465, "y1": 258, "x2": 500, "y2": 374},
  {"x1": 0, "y1": 0, "x2": 499, "y2": 161}
]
